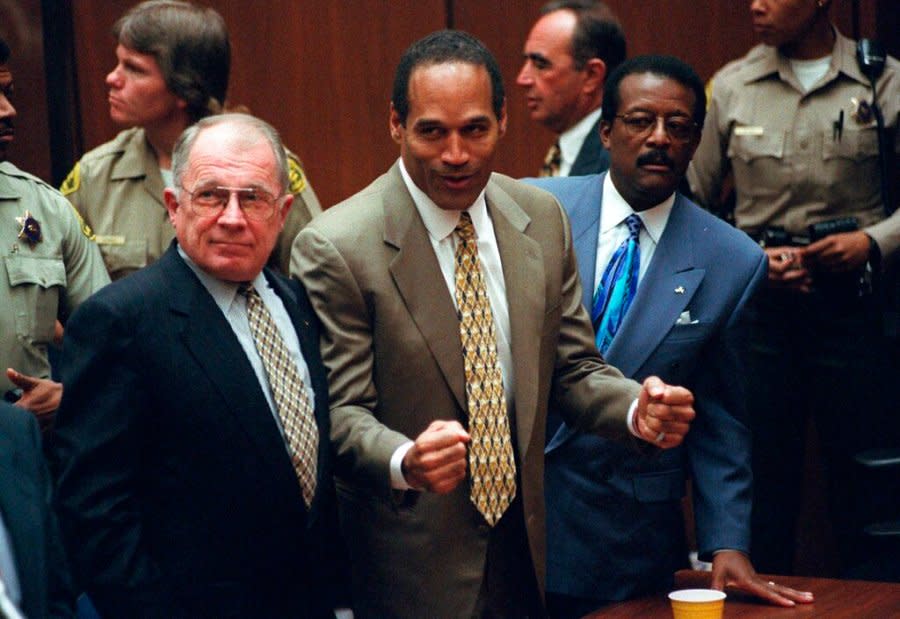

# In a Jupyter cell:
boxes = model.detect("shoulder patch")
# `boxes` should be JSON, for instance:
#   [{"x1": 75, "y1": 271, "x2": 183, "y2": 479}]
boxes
[
  {"x1": 60, "y1": 162, "x2": 81, "y2": 196},
  {"x1": 287, "y1": 156, "x2": 308, "y2": 194},
  {"x1": 65, "y1": 200, "x2": 96, "y2": 240}
]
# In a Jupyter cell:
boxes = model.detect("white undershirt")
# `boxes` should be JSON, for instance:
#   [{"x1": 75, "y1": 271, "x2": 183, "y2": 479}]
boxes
[{"x1": 789, "y1": 55, "x2": 831, "y2": 92}]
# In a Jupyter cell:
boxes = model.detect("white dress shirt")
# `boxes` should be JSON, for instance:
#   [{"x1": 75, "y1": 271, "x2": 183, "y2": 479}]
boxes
[
  {"x1": 178, "y1": 246, "x2": 316, "y2": 442},
  {"x1": 558, "y1": 108, "x2": 602, "y2": 177},
  {"x1": 389, "y1": 159, "x2": 516, "y2": 489},
  {"x1": 594, "y1": 173, "x2": 674, "y2": 289}
]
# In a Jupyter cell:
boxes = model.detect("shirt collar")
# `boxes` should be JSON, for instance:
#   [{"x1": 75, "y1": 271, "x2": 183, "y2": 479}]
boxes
[
  {"x1": 397, "y1": 157, "x2": 490, "y2": 242},
  {"x1": 743, "y1": 27, "x2": 869, "y2": 89},
  {"x1": 601, "y1": 173, "x2": 673, "y2": 245},
  {"x1": 559, "y1": 108, "x2": 602, "y2": 166},
  {"x1": 176, "y1": 244, "x2": 268, "y2": 314}
]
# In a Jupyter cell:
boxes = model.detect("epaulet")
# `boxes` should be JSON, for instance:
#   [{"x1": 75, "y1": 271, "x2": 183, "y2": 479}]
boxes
[
  {"x1": 286, "y1": 150, "x2": 309, "y2": 194},
  {"x1": 60, "y1": 161, "x2": 80, "y2": 196}
]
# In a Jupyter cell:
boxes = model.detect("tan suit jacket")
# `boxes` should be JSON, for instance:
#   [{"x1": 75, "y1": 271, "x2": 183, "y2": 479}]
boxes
[{"x1": 292, "y1": 163, "x2": 640, "y2": 618}]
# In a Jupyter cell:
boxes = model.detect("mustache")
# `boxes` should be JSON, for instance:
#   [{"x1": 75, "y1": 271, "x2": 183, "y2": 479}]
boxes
[
  {"x1": 636, "y1": 150, "x2": 674, "y2": 168},
  {"x1": 0, "y1": 119, "x2": 14, "y2": 133}
]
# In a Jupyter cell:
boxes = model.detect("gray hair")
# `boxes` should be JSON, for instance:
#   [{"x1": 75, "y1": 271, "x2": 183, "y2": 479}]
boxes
[{"x1": 172, "y1": 113, "x2": 290, "y2": 194}]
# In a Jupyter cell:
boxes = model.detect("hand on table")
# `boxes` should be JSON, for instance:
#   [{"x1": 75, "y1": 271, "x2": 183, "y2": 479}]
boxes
[{"x1": 711, "y1": 550, "x2": 814, "y2": 607}]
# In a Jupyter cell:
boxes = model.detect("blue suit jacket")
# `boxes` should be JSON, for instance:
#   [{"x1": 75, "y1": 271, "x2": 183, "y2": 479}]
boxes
[
  {"x1": 523, "y1": 173, "x2": 766, "y2": 602},
  {"x1": 52, "y1": 243, "x2": 343, "y2": 618},
  {"x1": 0, "y1": 402, "x2": 75, "y2": 618}
]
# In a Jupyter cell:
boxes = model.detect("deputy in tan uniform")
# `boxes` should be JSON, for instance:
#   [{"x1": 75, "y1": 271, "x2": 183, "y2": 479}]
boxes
[
  {"x1": 1, "y1": 37, "x2": 109, "y2": 425},
  {"x1": 687, "y1": 0, "x2": 899, "y2": 578},
  {"x1": 61, "y1": 0, "x2": 321, "y2": 280}
]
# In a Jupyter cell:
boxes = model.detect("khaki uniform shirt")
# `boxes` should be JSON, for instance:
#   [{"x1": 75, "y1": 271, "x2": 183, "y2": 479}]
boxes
[
  {"x1": 0, "y1": 162, "x2": 109, "y2": 393},
  {"x1": 688, "y1": 30, "x2": 900, "y2": 258},
  {"x1": 61, "y1": 127, "x2": 323, "y2": 280}
]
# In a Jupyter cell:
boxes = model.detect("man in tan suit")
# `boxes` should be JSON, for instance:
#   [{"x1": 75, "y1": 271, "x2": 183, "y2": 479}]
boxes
[{"x1": 292, "y1": 30, "x2": 695, "y2": 618}]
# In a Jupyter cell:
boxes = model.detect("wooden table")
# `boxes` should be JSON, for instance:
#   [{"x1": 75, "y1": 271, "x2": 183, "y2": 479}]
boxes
[{"x1": 584, "y1": 570, "x2": 900, "y2": 618}]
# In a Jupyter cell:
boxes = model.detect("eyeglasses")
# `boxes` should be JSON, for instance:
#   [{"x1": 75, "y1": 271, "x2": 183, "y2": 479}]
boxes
[
  {"x1": 614, "y1": 112, "x2": 698, "y2": 142},
  {"x1": 180, "y1": 184, "x2": 284, "y2": 221}
]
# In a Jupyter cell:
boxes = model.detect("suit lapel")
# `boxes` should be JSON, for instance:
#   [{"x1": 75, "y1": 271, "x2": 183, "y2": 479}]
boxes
[
  {"x1": 385, "y1": 167, "x2": 468, "y2": 414},
  {"x1": 605, "y1": 194, "x2": 705, "y2": 375},
  {"x1": 163, "y1": 248, "x2": 300, "y2": 493},
  {"x1": 487, "y1": 179, "x2": 544, "y2": 463},
  {"x1": 568, "y1": 174, "x2": 605, "y2": 310},
  {"x1": 569, "y1": 120, "x2": 609, "y2": 176}
]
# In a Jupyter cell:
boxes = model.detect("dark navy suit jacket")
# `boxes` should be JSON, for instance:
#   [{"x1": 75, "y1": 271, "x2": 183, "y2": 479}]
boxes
[
  {"x1": 524, "y1": 173, "x2": 766, "y2": 601},
  {"x1": 0, "y1": 402, "x2": 74, "y2": 618},
  {"x1": 52, "y1": 244, "x2": 343, "y2": 618}
]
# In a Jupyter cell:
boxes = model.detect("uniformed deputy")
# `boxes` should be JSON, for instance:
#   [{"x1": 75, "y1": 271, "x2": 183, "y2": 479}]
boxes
[
  {"x1": 688, "y1": 0, "x2": 899, "y2": 576},
  {"x1": 60, "y1": 0, "x2": 321, "y2": 280},
  {"x1": 1, "y1": 37, "x2": 109, "y2": 425}
]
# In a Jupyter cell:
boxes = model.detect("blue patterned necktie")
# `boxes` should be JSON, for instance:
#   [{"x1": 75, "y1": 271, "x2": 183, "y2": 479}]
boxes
[{"x1": 592, "y1": 213, "x2": 642, "y2": 354}]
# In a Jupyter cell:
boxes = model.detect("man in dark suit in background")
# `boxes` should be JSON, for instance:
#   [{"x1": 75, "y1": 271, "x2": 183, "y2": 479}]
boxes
[
  {"x1": 525, "y1": 55, "x2": 813, "y2": 617},
  {"x1": 52, "y1": 113, "x2": 342, "y2": 618},
  {"x1": 293, "y1": 30, "x2": 695, "y2": 619},
  {"x1": 0, "y1": 401, "x2": 74, "y2": 618},
  {"x1": 517, "y1": 0, "x2": 625, "y2": 177}
]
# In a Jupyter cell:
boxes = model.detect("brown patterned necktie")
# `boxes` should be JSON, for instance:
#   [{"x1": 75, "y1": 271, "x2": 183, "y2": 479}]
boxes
[
  {"x1": 453, "y1": 211, "x2": 517, "y2": 526},
  {"x1": 241, "y1": 284, "x2": 318, "y2": 507},
  {"x1": 539, "y1": 141, "x2": 561, "y2": 177}
]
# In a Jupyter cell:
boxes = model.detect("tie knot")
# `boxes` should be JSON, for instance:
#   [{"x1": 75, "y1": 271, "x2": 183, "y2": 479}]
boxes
[
  {"x1": 455, "y1": 211, "x2": 476, "y2": 241},
  {"x1": 624, "y1": 214, "x2": 642, "y2": 239},
  {"x1": 238, "y1": 283, "x2": 259, "y2": 300}
]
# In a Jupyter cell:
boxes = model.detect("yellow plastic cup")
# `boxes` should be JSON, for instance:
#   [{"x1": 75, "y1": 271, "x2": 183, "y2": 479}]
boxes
[{"x1": 668, "y1": 588, "x2": 726, "y2": 619}]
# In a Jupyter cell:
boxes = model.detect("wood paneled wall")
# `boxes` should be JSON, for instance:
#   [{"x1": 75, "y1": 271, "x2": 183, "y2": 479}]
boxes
[{"x1": 2, "y1": 0, "x2": 884, "y2": 206}]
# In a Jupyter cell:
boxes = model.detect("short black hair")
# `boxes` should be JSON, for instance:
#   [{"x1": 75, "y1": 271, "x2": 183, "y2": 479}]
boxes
[
  {"x1": 0, "y1": 37, "x2": 10, "y2": 64},
  {"x1": 392, "y1": 30, "x2": 504, "y2": 126},
  {"x1": 540, "y1": 0, "x2": 626, "y2": 73},
  {"x1": 601, "y1": 55, "x2": 706, "y2": 127}
]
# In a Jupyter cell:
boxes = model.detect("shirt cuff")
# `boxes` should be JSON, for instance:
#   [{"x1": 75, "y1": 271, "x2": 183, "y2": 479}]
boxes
[
  {"x1": 626, "y1": 398, "x2": 640, "y2": 437},
  {"x1": 390, "y1": 441, "x2": 416, "y2": 490}
]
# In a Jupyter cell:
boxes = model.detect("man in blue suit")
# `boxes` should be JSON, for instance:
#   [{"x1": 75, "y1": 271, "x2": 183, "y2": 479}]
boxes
[{"x1": 525, "y1": 55, "x2": 813, "y2": 617}]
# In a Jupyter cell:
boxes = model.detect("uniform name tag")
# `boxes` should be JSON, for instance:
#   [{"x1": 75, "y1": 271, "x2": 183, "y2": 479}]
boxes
[
  {"x1": 94, "y1": 235, "x2": 126, "y2": 246},
  {"x1": 734, "y1": 126, "x2": 765, "y2": 136}
]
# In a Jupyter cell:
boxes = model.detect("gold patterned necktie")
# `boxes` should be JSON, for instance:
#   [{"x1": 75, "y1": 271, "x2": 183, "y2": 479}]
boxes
[
  {"x1": 453, "y1": 211, "x2": 517, "y2": 526},
  {"x1": 240, "y1": 284, "x2": 318, "y2": 507},
  {"x1": 539, "y1": 141, "x2": 561, "y2": 177}
]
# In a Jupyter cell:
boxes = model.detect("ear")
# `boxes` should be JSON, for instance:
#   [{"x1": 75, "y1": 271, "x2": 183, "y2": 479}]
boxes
[
  {"x1": 276, "y1": 193, "x2": 294, "y2": 230},
  {"x1": 163, "y1": 187, "x2": 180, "y2": 227},
  {"x1": 497, "y1": 99, "x2": 508, "y2": 137},
  {"x1": 389, "y1": 103, "x2": 403, "y2": 144},
  {"x1": 582, "y1": 58, "x2": 607, "y2": 96},
  {"x1": 599, "y1": 119, "x2": 612, "y2": 149}
]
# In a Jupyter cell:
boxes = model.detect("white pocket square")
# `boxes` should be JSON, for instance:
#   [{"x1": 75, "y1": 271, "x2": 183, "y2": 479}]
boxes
[{"x1": 675, "y1": 310, "x2": 699, "y2": 325}]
